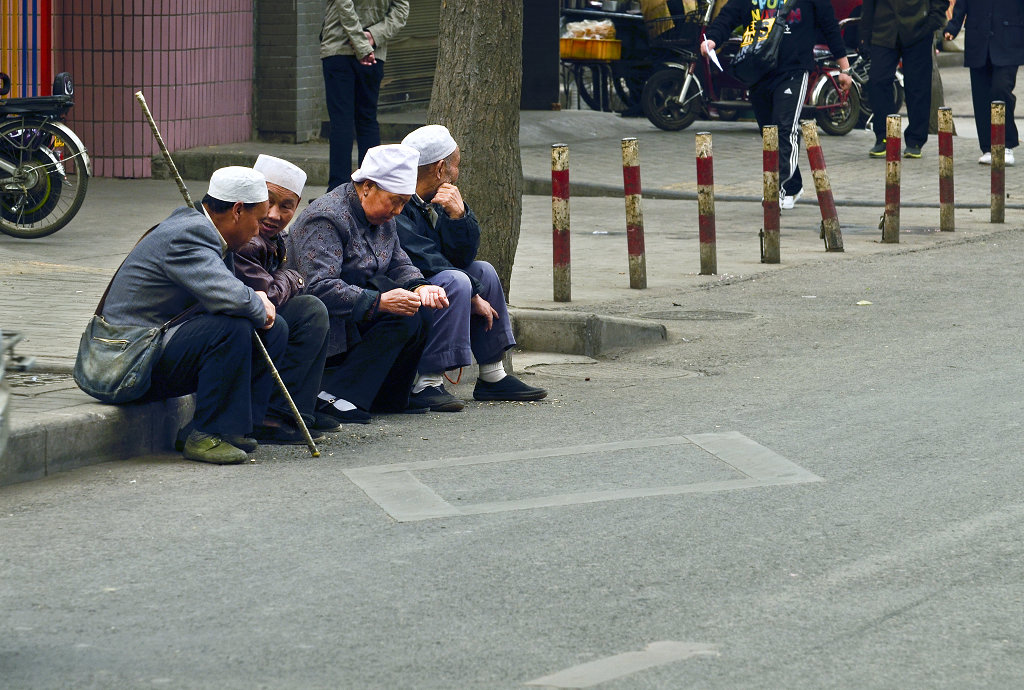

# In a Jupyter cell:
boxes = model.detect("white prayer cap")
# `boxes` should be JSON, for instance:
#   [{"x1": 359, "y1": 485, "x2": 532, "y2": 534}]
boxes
[
  {"x1": 254, "y1": 154, "x2": 307, "y2": 198},
  {"x1": 351, "y1": 144, "x2": 418, "y2": 194},
  {"x1": 207, "y1": 166, "x2": 269, "y2": 204},
  {"x1": 402, "y1": 124, "x2": 458, "y2": 166}
]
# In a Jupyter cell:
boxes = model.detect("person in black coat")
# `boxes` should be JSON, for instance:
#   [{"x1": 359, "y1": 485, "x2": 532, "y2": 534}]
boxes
[
  {"x1": 703, "y1": 0, "x2": 853, "y2": 209},
  {"x1": 944, "y1": 0, "x2": 1024, "y2": 165},
  {"x1": 861, "y1": 0, "x2": 948, "y2": 158}
]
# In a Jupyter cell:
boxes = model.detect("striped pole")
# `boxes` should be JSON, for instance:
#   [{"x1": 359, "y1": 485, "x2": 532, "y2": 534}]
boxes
[
  {"x1": 938, "y1": 107, "x2": 954, "y2": 232},
  {"x1": 761, "y1": 125, "x2": 780, "y2": 264},
  {"x1": 621, "y1": 138, "x2": 647, "y2": 289},
  {"x1": 991, "y1": 101, "x2": 1005, "y2": 224},
  {"x1": 801, "y1": 120, "x2": 844, "y2": 252},
  {"x1": 552, "y1": 144, "x2": 571, "y2": 302},
  {"x1": 696, "y1": 132, "x2": 717, "y2": 275},
  {"x1": 882, "y1": 114, "x2": 901, "y2": 243}
]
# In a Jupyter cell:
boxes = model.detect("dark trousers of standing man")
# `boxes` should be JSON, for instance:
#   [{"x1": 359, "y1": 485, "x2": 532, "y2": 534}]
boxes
[
  {"x1": 869, "y1": 35, "x2": 933, "y2": 148},
  {"x1": 749, "y1": 71, "x2": 809, "y2": 198},
  {"x1": 970, "y1": 58, "x2": 1020, "y2": 153},
  {"x1": 147, "y1": 315, "x2": 287, "y2": 437},
  {"x1": 322, "y1": 55, "x2": 385, "y2": 192},
  {"x1": 268, "y1": 295, "x2": 330, "y2": 426},
  {"x1": 320, "y1": 311, "x2": 428, "y2": 413}
]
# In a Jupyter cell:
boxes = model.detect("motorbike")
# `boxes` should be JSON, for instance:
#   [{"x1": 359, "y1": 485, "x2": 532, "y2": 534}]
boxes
[
  {"x1": 0, "y1": 71, "x2": 91, "y2": 239},
  {"x1": 641, "y1": 1, "x2": 861, "y2": 135}
]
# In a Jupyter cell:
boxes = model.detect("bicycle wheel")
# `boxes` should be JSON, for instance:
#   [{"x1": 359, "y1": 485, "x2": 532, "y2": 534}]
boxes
[
  {"x1": 815, "y1": 80, "x2": 861, "y2": 136},
  {"x1": 0, "y1": 118, "x2": 89, "y2": 239},
  {"x1": 642, "y1": 67, "x2": 700, "y2": 131}
]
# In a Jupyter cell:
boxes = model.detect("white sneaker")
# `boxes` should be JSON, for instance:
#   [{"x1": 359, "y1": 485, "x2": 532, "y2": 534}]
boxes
[
  {"x1": 979, "y1": 152, "x2": 992, "y2": 165},
  {"x1": 1006, "y1": 149, "x2": 1015, "y2": 166},
  {"x1": 780, "y1": 188, "x2": 803, "y2": 210}
]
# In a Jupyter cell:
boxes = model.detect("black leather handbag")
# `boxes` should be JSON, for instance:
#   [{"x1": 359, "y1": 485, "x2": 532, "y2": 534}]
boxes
[{"x1": 731, "y1": 0, "x2": 797, "y2": 87}]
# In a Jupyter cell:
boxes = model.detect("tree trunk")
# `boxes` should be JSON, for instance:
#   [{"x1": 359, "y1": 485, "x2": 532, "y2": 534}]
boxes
[{"x1": 427, "y1": 0, "x2": 524, "y2": 299}]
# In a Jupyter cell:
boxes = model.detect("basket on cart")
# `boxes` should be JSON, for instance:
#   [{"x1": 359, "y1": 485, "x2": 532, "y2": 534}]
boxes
[{"x1": 643, "y1": 0, "x2": 710, "y2": 47}]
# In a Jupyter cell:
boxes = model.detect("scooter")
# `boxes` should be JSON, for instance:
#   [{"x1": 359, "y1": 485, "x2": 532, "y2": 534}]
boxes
[{"x1": 0, "y1": 72, "x2": 91, "y2": 239}]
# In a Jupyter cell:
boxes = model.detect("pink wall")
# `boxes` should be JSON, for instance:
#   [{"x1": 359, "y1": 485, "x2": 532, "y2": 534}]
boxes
[{"x1": 53, "y1": 0, "x2": 254, "y2": 178}]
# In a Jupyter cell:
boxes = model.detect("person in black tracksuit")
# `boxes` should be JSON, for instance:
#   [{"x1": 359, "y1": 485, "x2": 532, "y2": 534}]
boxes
[
  {"x1": 703, "y1": 0, "x2": 852, "y2": 207},
  {"x1": 861, "y1": 0, "x2": 948, "y2": 158}
]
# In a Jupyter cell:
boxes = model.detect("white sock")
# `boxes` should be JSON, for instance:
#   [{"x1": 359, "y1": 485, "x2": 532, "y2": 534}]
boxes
[
  {"x1": 478, "y1": 360, "x2": 507, "y2": 383},
  {"x1": 412, "y1": 373, "x2": 443, "y2": 394},
  {"x1": 318, "y1": 391, "x2": 356, "y2": 411}
]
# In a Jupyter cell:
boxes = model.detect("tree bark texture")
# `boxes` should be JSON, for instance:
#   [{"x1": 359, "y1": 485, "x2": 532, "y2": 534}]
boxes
[{"x1": 427, "y1": 0, "x2": 524, "y2": 299}]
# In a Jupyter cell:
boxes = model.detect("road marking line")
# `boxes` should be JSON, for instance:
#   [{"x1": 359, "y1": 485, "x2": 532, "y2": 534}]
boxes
[
  {"x1": 524, "y1": 641, "x2": 719, "y2": 688},
  {"x1": 343, "y1": 433, "x2": 822, "y2": 522}
]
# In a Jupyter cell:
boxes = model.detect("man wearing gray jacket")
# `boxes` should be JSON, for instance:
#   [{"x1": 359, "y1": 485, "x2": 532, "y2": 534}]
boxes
[
  {"x1": 98, "y1": 167, "x2": 286, "y2": 465},
  {"x1": 321, "y1": 0, "x2": 410, "y2": 191}
]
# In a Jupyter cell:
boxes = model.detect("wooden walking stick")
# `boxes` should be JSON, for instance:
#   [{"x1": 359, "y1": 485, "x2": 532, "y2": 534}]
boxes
[{"x1": 134, "y1": 91, "x2": 320, "y2": 458}]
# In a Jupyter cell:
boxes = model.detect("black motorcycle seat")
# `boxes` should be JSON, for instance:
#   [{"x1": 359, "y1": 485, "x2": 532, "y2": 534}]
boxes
[{"x1": 0, "y1": 94, "x2": 74, "y2": 116}]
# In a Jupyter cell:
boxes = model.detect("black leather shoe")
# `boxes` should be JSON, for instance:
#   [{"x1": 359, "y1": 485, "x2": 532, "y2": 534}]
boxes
[
  {"x1": 252, "y1": 423, "x2": 310, "y2": 445},
  {"x1": 473, "y1": 375, "x2": 547, "y2": 401},
  {"x1": 316, "y1": 400, "x2": 371, "y2": 424},
  {"x1": 409, "y1": 384, "x2": 465, "y2": 412}
]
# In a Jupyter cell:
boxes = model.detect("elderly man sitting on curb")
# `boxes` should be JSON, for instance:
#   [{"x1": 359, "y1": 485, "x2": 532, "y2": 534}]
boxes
[
  {"x1": 287, "y1": 144, "x2": 449, "y2": 424},
  {"x1": 396, "y1": 124, "x2": 546, "y2": 411},
  {"x1": 232, "y1": 154, "x2": 339, "y2": 441}
]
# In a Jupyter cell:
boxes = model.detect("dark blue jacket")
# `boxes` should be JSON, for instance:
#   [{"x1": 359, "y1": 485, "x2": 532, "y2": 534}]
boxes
[
  {"x1": 945, "y1": 0, "x2": 1024, "y2": 68},
  {"x1": 394, "y1": 195, "x2": 484, "y2": 296}
]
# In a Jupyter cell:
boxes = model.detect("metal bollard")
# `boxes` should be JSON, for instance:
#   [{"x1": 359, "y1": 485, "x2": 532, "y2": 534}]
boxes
[
  {"x1": 761, "y1": 125, "x2": 780, "y2": 264},
  {"x1": 551, "y1": 144, "x2": 571, "y2": 302},
  {"x1": 695, "y1": 132, "x2": 717, "y2": 275},
  {"x1": 938, "y1": 107, "x2": 955, "y2": 232},
  {"x1": 800, "y1": 120, "x2": 844, "y2": 252},
  {"x1": 621, "y1": 138, "x2": 647, "y2": 289},
  {"x1": 882, "y1": 114, "x2": 901, "y2": 243},
  {"x1": 991, "y1": 101, "x2": 1005, "y2": 224}
]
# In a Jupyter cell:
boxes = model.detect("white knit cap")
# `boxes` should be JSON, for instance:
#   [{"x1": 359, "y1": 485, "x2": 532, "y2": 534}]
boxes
[
  {"x1": 351, "y1": 144, "x2": 419, "y2": 194},
  {"x1": 402, "y1": 124, "x2": 458, "y2": 166},
  {"x1": 254, "y1": 154, "x2": 307, "y2": 198},
  {"x1": 207, "y1": 166, "x2": 269, "y2": 204}
]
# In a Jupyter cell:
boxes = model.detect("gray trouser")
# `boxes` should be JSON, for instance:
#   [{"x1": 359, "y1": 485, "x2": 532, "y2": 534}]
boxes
[{"x1": 419, "y1": 261, "x2": 515, "y2": 374}]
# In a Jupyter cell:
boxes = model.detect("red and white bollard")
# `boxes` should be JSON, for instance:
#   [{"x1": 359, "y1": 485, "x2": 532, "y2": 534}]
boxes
[
  {"x1": 882, "y1": 114, "x2": 901, "y2": 243},
  {"x1": 800, "y1": 120, "x2": 844, "y2": 252},
  {"x1": 761, "y1": 125, "x2": 780, "y2": 264},
  {"x1": 991, "y1": 101, "x2": 1005, "y2": 224},
  {"x1": 551, "y1": 144, "x2": 571, "y2": 302},
  {"x1": 695, "y1": 132, "x2": 717, "y2": 275},
  {"x1": 621, "y1": 137, "x2": 647, "y2": 289},
  {"x1": 938, "y1": 107, "x2": 954, "y2": 232}
]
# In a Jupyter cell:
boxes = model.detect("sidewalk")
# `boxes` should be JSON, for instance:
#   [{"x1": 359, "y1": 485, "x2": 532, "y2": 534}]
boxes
[{"x1": 2, "y1": 60, "x2": 1020, "y2": 486}]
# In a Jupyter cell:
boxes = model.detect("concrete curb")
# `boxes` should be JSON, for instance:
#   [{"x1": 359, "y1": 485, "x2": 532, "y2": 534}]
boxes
[
  {"x1": 0, "y1": 310, "x2": 661, "y2": 487},
  {"x1": 1, "y1": 396, "x2": 193, "y2": 487}
]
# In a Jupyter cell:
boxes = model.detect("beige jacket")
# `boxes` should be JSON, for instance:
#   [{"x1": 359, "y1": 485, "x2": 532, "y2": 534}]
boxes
[{"x1": 320, "y1": 0, "x2": 410, "y2": 62}]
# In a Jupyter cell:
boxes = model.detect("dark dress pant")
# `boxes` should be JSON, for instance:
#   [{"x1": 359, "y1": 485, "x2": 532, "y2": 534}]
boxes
[
  {"x1": 970, "y1": 60, "x2": 1020, "y2": 152},
  {"x1": 869, "y1": 36, "x2": 933, "y2": 147},
  {"x1": 148, "y1": 314, "x2": 287, "y2": 436},
  {"x1": 269, "y1": 295, "x2": 329, "y2": 425},
  {"x1": 322, "y1": 55, "x2": 384, "y2": 192},
  {"x1": 420, "y1": 261, "x2": 516, "y2": 373},
  {"x1": 750, "y1": 71, "x2": 809, "y2": 197},
  {"x1": 320, "y1": 311, "x2": 428, "y2": 412}
]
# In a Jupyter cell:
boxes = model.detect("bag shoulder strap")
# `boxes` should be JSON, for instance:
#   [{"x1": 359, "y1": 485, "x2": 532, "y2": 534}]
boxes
[{"x1": 94, "y1": 223, "x2": 198, "y2": 329}]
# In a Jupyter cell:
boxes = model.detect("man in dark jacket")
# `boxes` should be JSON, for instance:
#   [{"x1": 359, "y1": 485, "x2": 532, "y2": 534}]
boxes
[
  {"x1": 234, "y1": 155, "x2": 338, "y2": 440},
  {"x1": 861, "y1": 0, "x2": 948, "y2": 158},
  {"x1": 703, "y1": 0, "x2": 852, "y2": 209},
  {"x1": 395, "y1": 125, "x2": 546, "y2": 410},
  {"x1": 944, "y1": 0, "x2": 1024, "y2": 165}
]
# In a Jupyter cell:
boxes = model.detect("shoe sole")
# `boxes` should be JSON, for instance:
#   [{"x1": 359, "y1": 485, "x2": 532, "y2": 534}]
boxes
[
  {"x1": 182, "y1": 450, "x2": 248, "y2": 465},
  {"x1": 473, "y1": 391, "x2": 548, "y2": 402},
  {"x1": 868, "y1": 151, "x2": 886, "y2": 158},
  {"x1": 428, "y1": 400, "x2": 465, "y2": 412},
  {"x1": 904, "y1": 153, "x2": 922, "y2": 159}
]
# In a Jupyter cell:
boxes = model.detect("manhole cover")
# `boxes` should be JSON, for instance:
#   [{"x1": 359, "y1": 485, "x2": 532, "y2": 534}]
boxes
[{"x1": 641, "y1": 310, "x2": 754, "y2": 321}]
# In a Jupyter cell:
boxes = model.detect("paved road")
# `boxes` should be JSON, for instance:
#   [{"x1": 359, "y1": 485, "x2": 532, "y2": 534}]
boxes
[{"x1": 3, "y1": 224, "x2": 1023, "y2": 687}]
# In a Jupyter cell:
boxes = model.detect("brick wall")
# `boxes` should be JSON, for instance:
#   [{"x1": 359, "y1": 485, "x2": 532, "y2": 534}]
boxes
[
  {"x1": 255, "y1": 0, "x2": 322, "y2": 143},
  {"x1": 53, "y1": 0, "x2": 254, "y2": 178}
]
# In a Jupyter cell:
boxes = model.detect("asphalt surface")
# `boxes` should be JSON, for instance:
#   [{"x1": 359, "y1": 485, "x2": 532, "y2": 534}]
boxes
[{"x1": 2, "y1": 57, "x2": 1024, "y2": 687}]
